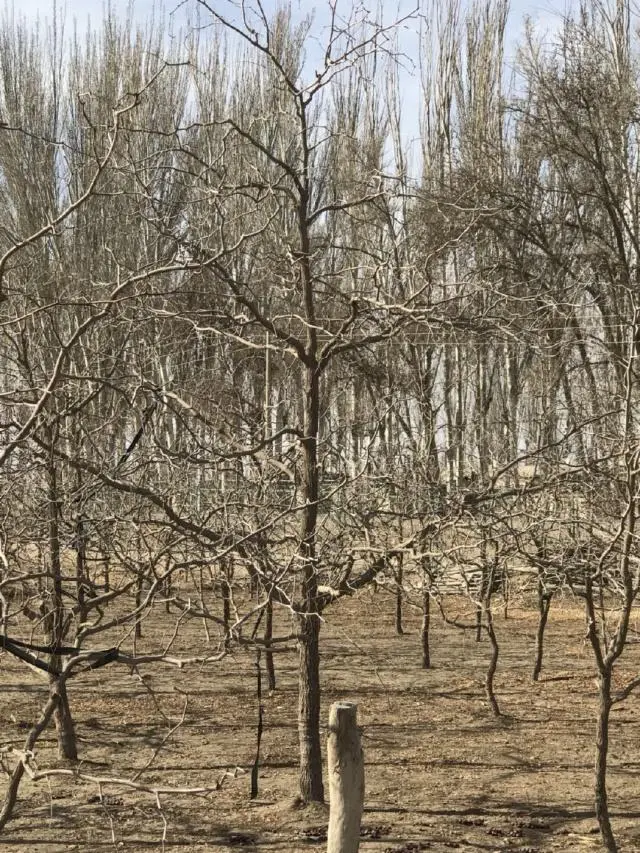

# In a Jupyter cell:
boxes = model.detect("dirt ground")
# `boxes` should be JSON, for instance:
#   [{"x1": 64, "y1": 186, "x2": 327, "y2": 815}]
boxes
[{"x1": 2, "y1": 588, "x2": 640, "y2": 852}]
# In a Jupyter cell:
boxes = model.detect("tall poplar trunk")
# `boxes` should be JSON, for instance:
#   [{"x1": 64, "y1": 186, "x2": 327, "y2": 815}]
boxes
[
  {"x1": 455, "y1": 343, "x2": 465, "y2": 486},
  {"x1": 506, "y1": 345, "x2": 520, "y2": 485},
  {"x1": 443, "y1": 347, "x2": 457, "y2": 489},
  {"x1": 74, "y1": 470, "x2": 88, "y2": 625},
  {"x1": 475, "y1": 343, "x2": 491, "y2": 482}
]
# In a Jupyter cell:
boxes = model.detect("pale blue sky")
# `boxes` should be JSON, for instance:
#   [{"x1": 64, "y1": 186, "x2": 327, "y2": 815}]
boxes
[{"x1": 4, "y1": 0, "x2": 571, "y2": 40}]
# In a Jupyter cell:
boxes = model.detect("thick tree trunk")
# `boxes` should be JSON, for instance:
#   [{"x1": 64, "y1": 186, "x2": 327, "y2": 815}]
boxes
[
  {"x1": 49, "y1": 672, "x2": 78, "y2": 761},
  {"x1": 296, "y1": 318, "x2": 324, "y2": 802},
  {"x1": 298, "y1": 611, "x2": 324, "y2": 802},
  {"x1": 595, "y1": 670, "x2": 617, "y2": 852}
]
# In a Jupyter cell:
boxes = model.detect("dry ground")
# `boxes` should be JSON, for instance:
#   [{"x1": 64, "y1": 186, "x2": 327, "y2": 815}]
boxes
[{"x1": 2, "y1": 588, "x2": 640, "y2": 852}]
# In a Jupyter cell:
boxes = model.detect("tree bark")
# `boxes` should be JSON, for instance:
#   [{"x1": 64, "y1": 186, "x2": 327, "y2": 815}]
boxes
[
  {"x1": 533, "y1": 584, "x2": 553, "y2": 682},
  {"x1": 102, "y1": 548, "x2": 110, "y2": 593},
  {"x1": 135, "y1": 571, "x2": 143, "y2": 639},
  {"x1": 222, "y1": 575, "x2": 231, "y2": 650},
  {"x1": 49, "y1": 674, "x2": 77, "y2": 761},
  {"x1": 46, "y1": 437, "x2": 78, "y2": 761},
  {"x1": 75, "y1": 515, "x2": 88, "y2": 625},
  {"x1": 421, "y1": 585, "x2": 431, "y2": 669},
  {"x1": 394, "y1": 555, "x2": 404, "y2": 635},
  {"x1": 482, "y1": 558, "x2": 501, "y2": 718},
  {"x1": 296, "y1": 273, "x2": 324, "y2": 804},
  {"x1": 265, "y1": 595, "x2": 276, "y2": 691},
  {"x1": 298, "y1": 611, "x2": 324, "y2": 802},
  {"x1": 484, "y1": 606, "x2": 501, "y2": 717},
  {"x1": 595, "y1": 669, "x2": 617, "y2": 852}
]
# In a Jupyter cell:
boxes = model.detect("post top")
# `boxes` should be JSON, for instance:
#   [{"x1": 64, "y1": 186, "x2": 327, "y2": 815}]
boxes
[{"x1": 331, "y1": 701, "x2": 357, "y2": 711}]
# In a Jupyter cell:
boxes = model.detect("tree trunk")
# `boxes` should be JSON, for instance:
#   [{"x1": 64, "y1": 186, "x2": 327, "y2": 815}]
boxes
[
  {"x1": 480, "y1": 545, "x2": 501, "y2": 717},
  {"x1": 297, "y1": 314, "x2": 324, "y2": 803},
  {"x1": 46, "y1": 437, "x2": 78, "y2": 761},
  {"x1": 533, "y1": 584, "x2": 553, "y2": 682},
  {"x1": 49, "y1": 673, "x2": 77, "y2": 761},
  {"x1": 75, "y1": 515, "x2": 88, "y2": 625},
  {"x1": 506, "y1": 346, "x2": 520, "y2": 486},
  {"x1": 475, "y1": 341, "x2": 491, "y2": 484},
  {"x1": 74, "y1": 467, "x2": 88, "y2": 624},
  {"x1": 443, "y1": 348, "x2": 457, "y2": 490},
  {"x1": 135, "y1": 571, "x2": 143, "y2": 639},
  {"x1": 102, "y1": 549, "x2": 110, "y2": 593},
  {"x1": 455, "y1": 344, "x2": 465, "y2": 488},
  {"x1": 250, "y1": 651, "x2": 264, "y2": 800},
  {"x1": 222, "y1": 575, "x2": 231, "y2": 650},
  {"x1": 265, "y1": 595, "x2": 276, "y2": 691},
  {"x1": 421, "y1": 586, "x2": 431, "y2": 669},
  {"x1": 484, "y1": 604, "x2": 501, "y2": 717},
  {"x1": 164, "y1": 557, "x2": 172, "y2": 614},
  {"x1": 475, "y1": 600, "x2": 483, "y2": 642},
  {"x1": 298, "y1": 611, "x2": 324, "y2": 802},
  {"x1": 595, "y1": 669, "x2": 617, "y2": 852},
  {"x1": 394, "y1": 555, "x2": 404, "y2": 635}
]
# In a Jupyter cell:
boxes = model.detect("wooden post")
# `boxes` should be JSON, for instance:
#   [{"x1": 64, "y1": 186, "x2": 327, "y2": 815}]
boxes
[{"x1": 327, "y1": 702, "x2": 364, "y2": 853}]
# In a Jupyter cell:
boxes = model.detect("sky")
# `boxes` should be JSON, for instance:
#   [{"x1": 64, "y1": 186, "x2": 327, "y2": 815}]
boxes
[{"x1": 3, "y1": 0, "x2": 571, "y2": 42}]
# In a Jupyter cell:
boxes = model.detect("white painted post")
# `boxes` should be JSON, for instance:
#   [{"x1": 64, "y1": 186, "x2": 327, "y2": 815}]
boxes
[{"x1": 326, "y1": 702, "x2": 364, "y2": 853}]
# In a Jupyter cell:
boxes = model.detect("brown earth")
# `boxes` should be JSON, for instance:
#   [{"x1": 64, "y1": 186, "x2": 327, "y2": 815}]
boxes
[{"x1": 1, "y1": 588, "x2": 640, "y2": 852}]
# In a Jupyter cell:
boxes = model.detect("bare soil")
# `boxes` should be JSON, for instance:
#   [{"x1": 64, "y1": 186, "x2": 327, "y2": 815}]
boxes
[{"x1": 2, "y1": 589, "x2": 640, "y2": 852}]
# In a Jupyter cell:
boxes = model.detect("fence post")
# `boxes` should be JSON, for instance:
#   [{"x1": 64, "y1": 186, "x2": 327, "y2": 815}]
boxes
[{"x1": 327, "y1": 702, "x2": 364, "y2": 853}]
